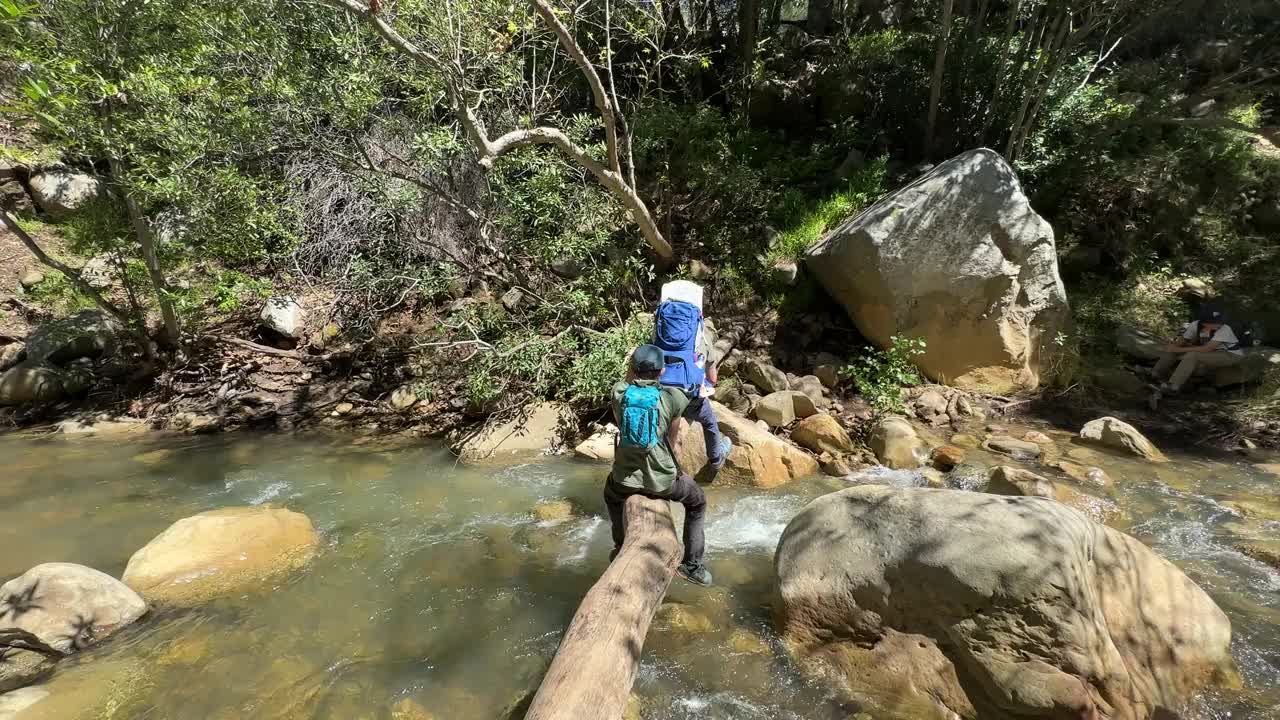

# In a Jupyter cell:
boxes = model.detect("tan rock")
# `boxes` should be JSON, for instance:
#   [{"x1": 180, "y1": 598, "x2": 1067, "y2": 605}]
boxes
[
  {"x1": 1224, "y1": 499, "x2": 1280, "y2": 522},
  {"x1": 1235, "y1": 540, "x2": 1280, "y2": 570},
  {"x1": 1079, "y1": 416, "x2": 1168, "y2": 462},
  {"x1": 819, "y1": 452, "x2": 854, "y2": 477},
  {"x1": 792, "y1": 413, "x2": 854, "y2": 455},
  {"x1": 454, "y1": 402, "x2": 574, "y2": 462},
  {"x1": 1048, "y1": 460, "x2": 1112, "y2": 488},
  {"x1": 949, "y1": 433, "x2": 980, "y2": 449},
  {"x1": 573, "y1": 424, "x2": 617, "y2": 462},
  {"x1": 804, "y1": 150, "x2": 1069, "y2": 393},
  {"x1": 920, "y1": 468, "x2": 946, "y2": 488},
  {"x1": 676, "y1": 401, "x2": 818, "y2": 488},
  {"x1": 532, "y1": 499, "x2": 575, "y2": 522},
  {"x1": 388, "y1": 385, "x2": 418, "y2": 410},
  {"x1": 744, "y1": 359, "x2": 789, "y2": 393},
  {"x1": 930, "y1": 445, "x2": 966, "y2": 471},
  {"x1": 1023, "y1": 430, "x2": 1053, "y2": 444},
  {"x1": 656, "y1": 603, "x2": 713, "y2": 634},
  {"x1": 123, "y1": 506, "x2": 320, "y2": 605},
  {"x1": 1254, "y1": 463, "x2": 1280, "y2": 478},
  {"x1": 814, "y1": 364, "x2": 841, "y2": 389},
  {"x1": 391, "y1": 697, "x2": 436, "y2": 720},
  {"x1": 982, "y1": 436, "x2": 1042, "y2": 460},
  {"x1": 987, "y1": 466, "x2": 1055, "y2": 498},
  {"x1": 870, "y1": 417, "x2": 923, "y2": 469},
  {"x1": 0, "y1": 563, "x2": 148, "y2": 654},
  {"x1": 776, "y1": 486, "x2": 1235, "y2": 720},
  {"x1": 754, "y1": 391, "x2": 797, "y2": 428}
]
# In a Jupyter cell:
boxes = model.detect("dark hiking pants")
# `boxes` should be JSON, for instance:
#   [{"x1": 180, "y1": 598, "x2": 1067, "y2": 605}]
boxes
[{"x1": 604, "y1": 474, "x2": 706, "y2": 567}]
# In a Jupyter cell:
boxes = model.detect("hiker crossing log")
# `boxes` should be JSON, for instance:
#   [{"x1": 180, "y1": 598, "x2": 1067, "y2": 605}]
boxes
[{"x1": 524, "y1": 494, "x2": 680, "y2": 720}]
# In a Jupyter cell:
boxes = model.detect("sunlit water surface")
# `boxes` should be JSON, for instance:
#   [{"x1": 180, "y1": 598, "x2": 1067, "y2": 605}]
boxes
[{"x1": 0, "y1": 429, "x2": 1276, "y2": 718}]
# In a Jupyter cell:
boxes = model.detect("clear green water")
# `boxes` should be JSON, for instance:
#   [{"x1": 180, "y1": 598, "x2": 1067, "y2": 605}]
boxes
[{"x1": 0, "y1": 428, "x2": 1277, "y2": 719}]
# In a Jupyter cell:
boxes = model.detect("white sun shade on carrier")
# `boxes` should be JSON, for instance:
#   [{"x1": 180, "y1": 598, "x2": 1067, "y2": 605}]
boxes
[{"x1": 659, "y1": 280, "x2": 703, "y2": 309}]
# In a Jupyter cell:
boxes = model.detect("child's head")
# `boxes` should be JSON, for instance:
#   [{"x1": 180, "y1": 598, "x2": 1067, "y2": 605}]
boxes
[{"x1": 631, "y1": 344, "x2": 665, "y2": 381}]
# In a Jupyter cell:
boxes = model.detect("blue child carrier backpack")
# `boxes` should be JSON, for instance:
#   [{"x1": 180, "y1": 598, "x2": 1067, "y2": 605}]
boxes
[
  {"x1": 619, "y1": 384, "x2": 662, "y2": 449},
  {"x1": 654, "y1": 300, "x2": 706, "y2": 395}
]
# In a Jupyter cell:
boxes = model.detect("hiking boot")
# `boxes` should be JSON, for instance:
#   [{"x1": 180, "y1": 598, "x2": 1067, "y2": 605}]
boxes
[
  {"x1": 710, "y1": 438, "x2": 733, "y2": 471},
  {"x1": 677, "y1": 562, "x2": 713, "y2": 587}
]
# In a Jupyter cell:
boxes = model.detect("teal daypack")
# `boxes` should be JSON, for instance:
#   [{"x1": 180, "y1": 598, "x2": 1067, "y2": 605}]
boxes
[{"x1": 619, "y1": 384, "x2": 662, "y2": 449}]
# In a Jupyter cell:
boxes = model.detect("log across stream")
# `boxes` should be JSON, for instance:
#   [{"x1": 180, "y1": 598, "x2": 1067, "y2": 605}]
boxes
[{"x1": 524, "y1": 495, "x2": 680, "y2": 720}]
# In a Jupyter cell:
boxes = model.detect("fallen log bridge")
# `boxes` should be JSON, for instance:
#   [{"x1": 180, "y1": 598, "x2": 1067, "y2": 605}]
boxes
[{"x1": 524, "y1": 494, "x2": 680, "y2": 720}]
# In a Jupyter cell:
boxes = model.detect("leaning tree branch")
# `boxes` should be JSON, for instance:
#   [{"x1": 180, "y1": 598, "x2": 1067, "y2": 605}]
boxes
[
  {"x1": 319, "y1": 0, "x2": 673, "y2": 263},
  {"x1": 1, "y1": 208, "x2": 155, "y2": 359}
]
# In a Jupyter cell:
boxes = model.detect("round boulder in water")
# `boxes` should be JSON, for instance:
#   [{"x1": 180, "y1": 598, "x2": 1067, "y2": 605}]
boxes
[
  {"x1": 122, "y1": 506, "x2": 320, "y2": 606},
  {"x1": 0, "y1": 562, "x2": 148, "y2": 654},
  {"x1": 775, "y1": 486, "x2": 1235, "y2": 719}
]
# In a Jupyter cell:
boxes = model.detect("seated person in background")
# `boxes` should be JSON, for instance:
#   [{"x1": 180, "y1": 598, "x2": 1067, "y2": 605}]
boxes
[
  {"x1": 606, "y1": 344, "x2": 712, "y2": 586},
  {"x1": 1151, "y1": 304, "x2": 1245, "y2": 394}
]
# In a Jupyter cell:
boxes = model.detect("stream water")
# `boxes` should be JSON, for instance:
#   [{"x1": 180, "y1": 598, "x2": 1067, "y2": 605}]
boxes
[{"x1": 0, "y1": 426, "x2": 1277, "y2": 719}]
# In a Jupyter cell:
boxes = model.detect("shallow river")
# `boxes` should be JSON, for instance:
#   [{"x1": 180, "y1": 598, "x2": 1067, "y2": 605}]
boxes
[{"x1": 0, "y1": 426, "x2": 1277, "y2": 719}]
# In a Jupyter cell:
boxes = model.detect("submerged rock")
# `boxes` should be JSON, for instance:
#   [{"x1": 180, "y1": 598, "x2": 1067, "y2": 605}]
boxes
[
  {"x1": 0, "y1": 646, "x2": 55, "y2": 695},
  {"x1": 122, "y1": 506, "x2": 320, "y2": 605},
  {"x1": 930, "y1": 445, "x2": 966, "y2": 471},
  {"x1": 1080, "y1": 416, "x2": 1167, "y2": 462},
  {"x1": 805, "y1": 149, "x2": 1069, "y2": 393},
  {"x1": 675, "y1": 401, "x2": 818, "y2": 488},
  {"x1": 454, "y1": 402, "x2": 575, "y2": 463},
  {"x1": 531, "y1": 499, "x2": 576, "y2": 522},
  {"x1": 982, "y1": 436, "x2": 1042, "y2": 460},
  {"x1": 775, "y1": 486, "x2": 1235, "y2": 720},
  {"x1": 0, "y1": 563, "x2": 148, "y2": 654}
]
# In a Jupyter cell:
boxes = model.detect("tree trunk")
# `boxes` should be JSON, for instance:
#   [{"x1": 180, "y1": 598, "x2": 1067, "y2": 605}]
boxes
[
  {"x1": 739, "y1": 0, "x2": 760, "y2": 75},
  {"x1": 924, "y1": 0, "x2": 956, "y2": 158},
  {"x1": 806, "y1": 0, "x2": 834, "y2": 34},
  {"x1": 978, "y1": 0, "x2": 1022, "y2": 143},
  {"x1": 523, "y1": 494, "x2": 680, "y2": 720},
  {"x1": 108, "y1": 158, "x2": 180, "y2": 347},
  {"x1": 767, "y1": 0, "x2": 783, "y2": 33}
]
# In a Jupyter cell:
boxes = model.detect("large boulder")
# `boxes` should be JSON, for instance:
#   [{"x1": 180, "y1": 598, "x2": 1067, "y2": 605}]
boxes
[
  {"x1": 122, "y1": 506, "x2": 321, "y2": 605},
  {"x1": 259, "y1": 296, "x2": 305, "y2": 339},
  {"x1": 0, "y1": 362, "x2": 64, "y2": 406},
  {"x1": 454, "y1": 402, "x2": 575, "y2": 463},
  {"x1": 1080, "y1": 417, "x2": 1167, "y2": 462},
  {"x1": 791, "y1": 413, "x2": 854, "y2": 455},
  {"x1": 869, "y1": 416, "x2": 924, "y2": 469},
  {"x1": 675, "y1": 401, "x2": 818, "y2": 488},
  {"x1": 0, "y1": 563, "x2": 148, "y2": 654},
  {"x1": 805, "y1": 149, "x2": 1069, "y2": 393},
  {"x1": 24, "y1": 309, "x2": 123, "y2": 365},
  {"x1": 27, "y1": 171, "x2": 102, "y2": 218},
  {"x1": 754, "y1": 391, "x2": 797, "y2": 428},
  {"x1": 775, "y1": 486, "x2": 1235, "y2": 720}
]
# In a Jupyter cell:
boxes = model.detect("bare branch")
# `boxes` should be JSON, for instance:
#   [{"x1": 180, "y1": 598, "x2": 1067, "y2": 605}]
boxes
[{"x1": 529, "y1": 0, "x2": 621, "y2": 175}]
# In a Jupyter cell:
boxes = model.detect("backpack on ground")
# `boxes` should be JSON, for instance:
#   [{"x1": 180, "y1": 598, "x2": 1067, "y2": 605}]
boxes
[{"x1": 619, "y1": 384, "x2": 662, "y2": 450}]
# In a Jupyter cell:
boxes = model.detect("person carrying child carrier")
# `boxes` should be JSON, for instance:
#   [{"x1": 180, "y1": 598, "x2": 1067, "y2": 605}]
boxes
[
  {"x1": 652, "y1": 281, "x2": 733, "y2": 473},
  {"x1": 1150, "y1": 304, "x2": 1247, "y2": 396},
  {"x1": 604, "y1": 344, "x2": 712, "y2": 586}
]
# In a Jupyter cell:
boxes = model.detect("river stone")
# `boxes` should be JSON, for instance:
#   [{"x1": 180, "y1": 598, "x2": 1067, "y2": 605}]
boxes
[
  {"x1": 754, "y1": 392, "x2": 797, "y2": 428},
  {"x1": 982, "y1": 436, "x2": 1042, "y2": 460},
  {"x1": 744, "y1": 359, "x2": 789, "y2": 394},
  {"x1": 122, "y1": 506, "x2": 320, "y2": 605},
  {"x1": 531, "y1": 499, "x2": 576, "y2": 522},
  {"x1": 27, "y1": 171, "x2": 102, "y2": 218},
  {"x1": 987, "y1": 465, "x2": 1055, "y2": 498},
  {"x1": 454, "y1": 402, "x2": 575, "y2": 463},
  {"x1": 0, "y1": 647, "x2": 55, "y2": 695},
  {"x1": 675, "y1": 400, "x2": 818, "y2": 488},
  {"x1": 775, "y1": 486, "x2": 1235, "y2": 720},
  {"x1": 0, "y1": 563, "x2": 148, "y2": 654},
  {"x1": 791, "y1": 413, "x2": 853, "y2": 455},
  {"x1": 869, "y1": 416, "x2": 923, "y2": 469},
  {"x1": 805, "y1": 149, "x2": 1069, "y2": 393},
  {"x1": 0, "y1": 362, "x2": 65, "y2": 406},
  {"x1": 1048, "y1": 460, "x2": 1112, "y2": 488},
  {"x1": 25, "y1": 309, "x2": 123, "y2": 365},
  {"x1": 259, "y1": 296, "x2": 304, "y2": 339},
  {"x1": 388, "y1": 385, "x2": 417, "y2": 411},
  {"x1": 913, "y1": 389, "x2": 949, "y2": 423},
  {"x1": 573, "y1": 424, "x2": 617, "y2": 462},
  {"x1": 949, "y1": 433, "x2": 980, "y2": 449},
  {"x1": 1080, "y1": 416, "x2": 1168, "y2": 462},
  {"x1": 0, "y1": 687, "x2": 50, "y2": 717},
  {"x1": 930, "y1": 445, "x2": 966, "y2": 471}
]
